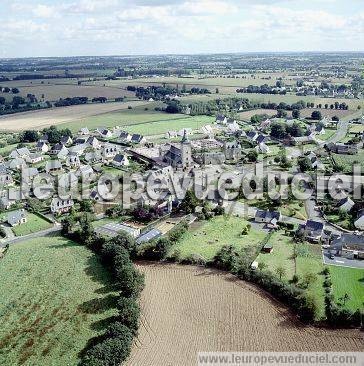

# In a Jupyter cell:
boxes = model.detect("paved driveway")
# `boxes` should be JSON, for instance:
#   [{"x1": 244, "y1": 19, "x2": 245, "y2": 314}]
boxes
[{"x1": 322, "y1": 249, "x2": 364, "y2": 269}]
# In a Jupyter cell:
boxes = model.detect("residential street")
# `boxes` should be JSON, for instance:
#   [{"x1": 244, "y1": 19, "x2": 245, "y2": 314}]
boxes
[{"x1": 322, "y1": 249, "x2": 364, "y2": 269}]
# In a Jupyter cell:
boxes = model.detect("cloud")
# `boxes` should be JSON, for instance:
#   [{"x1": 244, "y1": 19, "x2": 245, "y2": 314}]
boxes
[{"x1": 2, "y1": 0, "x2": 364, "y2": 56}]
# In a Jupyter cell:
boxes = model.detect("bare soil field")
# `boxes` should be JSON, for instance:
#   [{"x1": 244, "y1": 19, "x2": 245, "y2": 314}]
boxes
[
  {"x1": 0, "y1": 100, "x2": 150, "y2": 131},
  {"x1": 127, "y1": 263, "x2": 363, "y2": 366}
]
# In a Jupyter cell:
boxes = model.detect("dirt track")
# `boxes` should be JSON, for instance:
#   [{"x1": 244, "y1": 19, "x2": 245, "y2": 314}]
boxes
[
  {"x1": 0, "y1": 101, "x2": 147, "y2": 131},
  {"x1": 127, "y1": 263, "x2": 363, "y2": 366}
]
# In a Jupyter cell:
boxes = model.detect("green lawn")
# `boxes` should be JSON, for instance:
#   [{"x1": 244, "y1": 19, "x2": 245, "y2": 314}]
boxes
[
  {"x1": 102, "y1": 165, "x2": 124, "y2": 177},
  {"x1": 59, "y1": 103, "x2": 213, "y2": 135},
  {"x1": 168, "y1": 216, "x2": 267, "y2": 261},
  {"x1": 92, "y1": 217, "x2": 120, "y2": 228},
  {"x1": 332, "y1": 150, "x2": 364, "y2": 173},
  {"x1": 11, "y1": 213, "x2": 52, "y2": 237},
  {"x1": 295, "y1": 243, "x2": 325, "y2": 317},
  {"x1": 256, "y1": 231, "x2": 295, "y2": 280},
  {"x1": 0, "y1": 236, "x2": 117, "y2": 366},
  {"x1": 330, "y1": 266, "x2": 364, "y2": 312},
  {"x1": 319, "y1": 128, "x2": 337, "y2": 141},
  {"x1": 257, "y1": 232, "x2": 325, "y2": 319}
]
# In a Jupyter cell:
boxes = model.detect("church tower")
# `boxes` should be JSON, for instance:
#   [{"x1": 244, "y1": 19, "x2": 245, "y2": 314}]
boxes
[{"x1": 180, "y1": 129, "x2": 192, "y2": 169}]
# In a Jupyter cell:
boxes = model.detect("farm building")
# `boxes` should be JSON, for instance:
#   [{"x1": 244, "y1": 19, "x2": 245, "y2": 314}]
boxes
[{"x1": 262, "y1": 243, "x2": 273, "y2": 253}]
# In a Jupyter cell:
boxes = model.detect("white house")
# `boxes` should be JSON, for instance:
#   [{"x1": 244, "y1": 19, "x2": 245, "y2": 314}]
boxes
[
  {"x1": 165, "y1": 130, "x2": 178, "y2": 139},
  {"x1": 112, "y1": 154, "x2": 129, "y2": 167},
  {"x1": 36, "y1": 141, "x2": 49, "y2": 153},
  {"x1": 66, "y1": 153, "x2": 81, "y2": 168},
  {"x1": 79, "y1": 127, "x2": 90, "y2": 135},
  {"x1": 25, "y1": 153, "x2": 43, "y2": 164},
  {"x1": 50, "y1": 197, "x2": 74, "y2": 214},
  {"x1": 102, "y1": 144, "x2": 119, "y2": 161}
]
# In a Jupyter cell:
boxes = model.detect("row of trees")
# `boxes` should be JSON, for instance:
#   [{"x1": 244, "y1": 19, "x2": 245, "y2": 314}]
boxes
[
  {"x1": 0, "y1": 86, "x2": 20, "y2": 94},
  {"x1": 62, "y1": 213, "x2": 144, "y2": 366},
  {"x1": 270, "y1": 121, "x2": 306, "y2": 139},
  {"x1": 237, "y1": 84, "x2": 287, "y2": 95},
  {"x1": 19, "y1": 125, "x2": 72, "y2": 143}
]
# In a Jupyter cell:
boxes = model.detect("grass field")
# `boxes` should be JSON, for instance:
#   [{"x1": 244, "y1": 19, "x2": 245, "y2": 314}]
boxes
[
  {"x1": 332, "y1": 150, "x2": 364, "y2": 173},
  {"x1": 257, "y1": 232, "x2": 325, "y2": 318},
  {"x1": 60, "y1": 104, "x2": 184, "y2": 132},
  {"x1": 330, "y1": 266, "x2": 364, "y2": 312},
  {"x1": 122, "y1": 115, "x2": 213, "y2": 136},
  {"x1": 11, "y1": 213, "x2": 52, "y2": 236},
  {"x1": 0, "y1": 236, "x2": 117, "y2": 366},
  {"x1": 168, "y1": 216, "x2": 267, "y2": 261}
]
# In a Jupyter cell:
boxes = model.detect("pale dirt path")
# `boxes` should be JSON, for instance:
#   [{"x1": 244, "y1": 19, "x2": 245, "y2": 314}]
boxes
[
  {"x1": 0, "y1": 101, "x2": 149, "y2": 131},
  {"x1": 127, "y1": 263, "x2": 363, "y2": 366}
]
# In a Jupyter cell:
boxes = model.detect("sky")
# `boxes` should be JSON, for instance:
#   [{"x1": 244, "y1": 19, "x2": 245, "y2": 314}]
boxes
[{"x1": 1, "y1": 0, "x2": 363, "y2": 58}]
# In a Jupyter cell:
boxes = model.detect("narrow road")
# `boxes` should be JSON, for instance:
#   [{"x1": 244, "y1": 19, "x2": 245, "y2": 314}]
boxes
[
  {"x1": 322, "y1": 120, "x2": 349, "y2": 145},
  {"x1": 0, "y1": 225, "x2": 62, "y2": 248}
]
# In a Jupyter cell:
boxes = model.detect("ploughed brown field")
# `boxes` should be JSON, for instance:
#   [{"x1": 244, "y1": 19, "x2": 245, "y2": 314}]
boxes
[{"x1": 127, "y1": 263, "x2": 363, "y2": 366}]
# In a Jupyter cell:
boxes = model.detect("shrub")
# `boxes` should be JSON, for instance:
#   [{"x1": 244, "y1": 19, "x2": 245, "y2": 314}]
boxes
[
  {"x1": 115, "y1": 264, "x2": 145, "y2": 298},
  {"x1": 81, "y1": 331, "x2": 133, "y2": 366},
  {"x1": 117, "y1": 298, "x2": 140, "y2": 334},
  {"x1": 213, "y1": 205, "x2": 225, "y2": 216}
]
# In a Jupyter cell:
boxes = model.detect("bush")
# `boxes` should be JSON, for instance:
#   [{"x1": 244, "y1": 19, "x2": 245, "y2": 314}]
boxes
[
  {"x1": 115, "y1": 264, "x2": 145, "y2": 298},
  {"x1": 81, "y1": 331, "x2": 133, "y2": 366},
  {"x1": 179, "y1": 253, "x2": 206, "y2": 266},
  {"x1": 213, "y1": 205, "x2": 225, "y2": 216},
  {"x1": 117, "y1": 298, "x2": 140, "y2": 334}
]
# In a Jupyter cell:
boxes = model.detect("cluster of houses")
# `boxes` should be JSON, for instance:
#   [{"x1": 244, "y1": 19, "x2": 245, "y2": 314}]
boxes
[
  {"x1": 254, "y1": 209, "x2": 364, "y2": 260},
  {"x1": 0, "y1": 126, "x2": 150, "y2": 215}
]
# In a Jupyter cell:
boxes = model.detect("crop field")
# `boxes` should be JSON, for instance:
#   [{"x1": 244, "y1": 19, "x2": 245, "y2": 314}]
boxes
[
  {"x1": 17, "y1": 84, "x2": 134, "y2": 102},
  {"x1": 330, "y1": 266, "x2": 364, "y2": 311},
  {"x1": 168, "y1": 216, "x2": 267, "y2": 261},
  {"x1": 11, "y1": 213, "x2": 52, "y2": 236},
  {"x1": 0, "y1": 100, "x2": 151, "y2": 131},
  {"x1": 0, "y1": 236, "x2": 117, "y2": 366},
  {"x1": 126, "y1": 263, "x2": 363, "y2": 366}
]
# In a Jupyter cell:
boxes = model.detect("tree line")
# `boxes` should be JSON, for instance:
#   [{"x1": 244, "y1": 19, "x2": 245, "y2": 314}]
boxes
[{"x1": 62, "y1": 212, "x2": 144, "y2": 366}]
